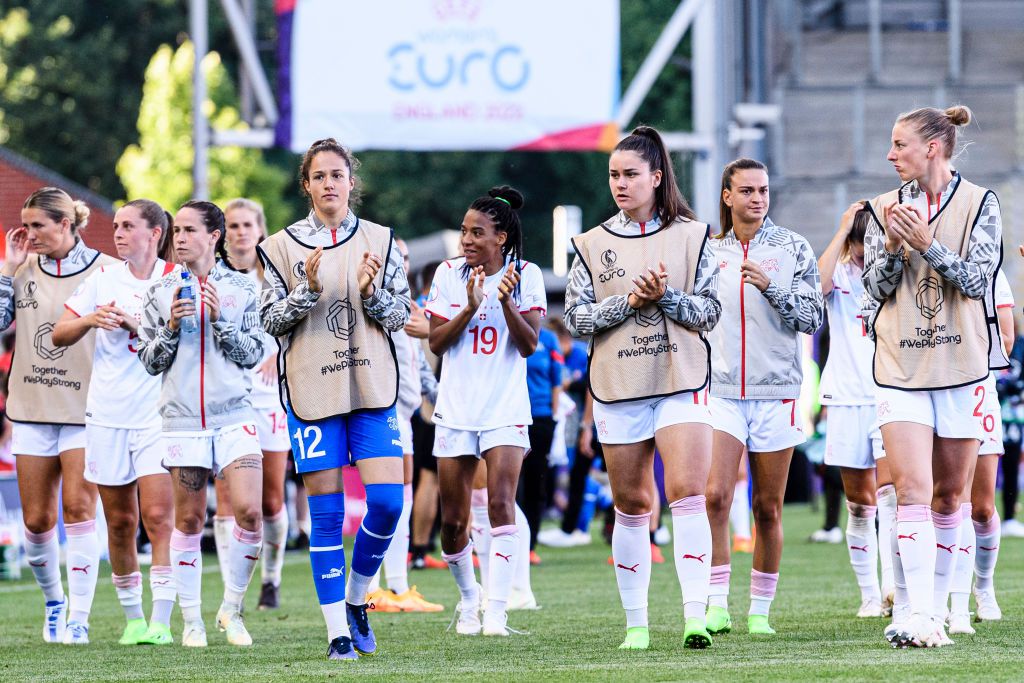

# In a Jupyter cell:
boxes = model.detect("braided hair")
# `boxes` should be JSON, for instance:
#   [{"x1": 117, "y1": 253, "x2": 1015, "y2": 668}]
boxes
[
  {"x1": 180, "y1": 199, "x2": 233, "y2": 270},
  {"x1": 463, "y1": 185, "x2": 525, "y2": 300}
]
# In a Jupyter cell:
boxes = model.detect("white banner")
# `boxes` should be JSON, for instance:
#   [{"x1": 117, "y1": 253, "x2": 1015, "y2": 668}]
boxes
[{"x1": 279, "y1": 0, "x2": 620, "y2": 151}]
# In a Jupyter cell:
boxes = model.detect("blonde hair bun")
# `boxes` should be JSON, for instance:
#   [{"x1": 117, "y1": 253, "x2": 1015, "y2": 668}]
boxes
[
  {"x1": 945, "y1": 105, "x2": 972, "y2": 126},
  {"x1": 72, "y1": 200, "x2": 90, "y2": 231}
]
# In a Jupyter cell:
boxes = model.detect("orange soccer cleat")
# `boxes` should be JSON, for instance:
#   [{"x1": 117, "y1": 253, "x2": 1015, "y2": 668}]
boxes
[
  {"x1": 391, "y1": 586, "x2": 444, "y2": 613},
  {"x1": 366, "y1": 589, "x2": 401, "y2": 613}
]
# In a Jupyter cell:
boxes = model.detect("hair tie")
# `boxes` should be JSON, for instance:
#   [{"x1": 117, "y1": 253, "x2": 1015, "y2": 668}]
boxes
[{"x1": 494, "y1": 196, "x2": 511, "y2": 207}]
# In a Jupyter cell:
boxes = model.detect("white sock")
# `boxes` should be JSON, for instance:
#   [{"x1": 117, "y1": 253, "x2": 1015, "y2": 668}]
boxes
[
  {"x1": 262, "y1": 508, "x2": 288, "y2": 588},
  {"x1": 149, "y1": 566, "x2": 176, "y2": 627},
  {"x1": 950, "y1": 504, "x2": 974, "y2": 614},
  {"x1": 876, "y1": 485, "x2": 898, "y2": 598},
  {"x1": 890, "y1": 522, "x2": 909, "y2": 614},
  {"x1": 470, "y1": 493, "x2": 491, "y2": 593},
  {"x1": 513, "y1": 503, "x2": 532, "y2": 595},
  {"x1": 23, "y1": 526, "x2": 64, "y2": 603},
  {"x1": 486, "y1": 525, "x2": 518, "y2": 618},
  {"x1": 368, "y1": 569, "x2": 382, "y2": 595},
  {"x1": 442, "y1": 543, "x2": 479, "y2": 604},
  {"x1": 383, "y1": 485, "x2": 412, "y2": 595},
  {"x1": 213, "y1": 516, "x2": 233, "y2": 588},
  {"x1": 932, "y1": 509, "x2": 962, "y2": 618},
  {"x1": 709, "y1": 564, "x2": 730, "y2": 610},
  {"x1": 729, "y1": 481, "x2": 751, "y2": 538},
  {"x1": 613, "y1": 509, "x2": 651, "y2": 629},
  {"x1": 974, "y1": 512, "x2": 1001, "y2": 592},
  {"x1": 170, "y1": 529, "x2": 203, "y2": 623},
  {"x1": 65, "y1": 520, "x2": 100, "y2": 625},
  {"x1": 670, "y1": 496, "x2": 712, "y2": 620},
  {"x1": 346, "y1": 571, "x2": 374, "y2": 607},
  {"x1": 223, "y1": 524, "x2": 262, "y2": 610},
  {"x1": 113, "y1": 572, "x2": 145, "y2": 621},
  {"x1": 749, "y1": 569, "x2": 779, "y2": 617},
  {"x1": 896, "y1": 505, "x2": 936, "y2": 618},
  {"x1": 322, "y1": 602, "x2": 350, "y2": 641},
  {"x1": 845, "y1": 502, "x2": 880, "y2": 602}
]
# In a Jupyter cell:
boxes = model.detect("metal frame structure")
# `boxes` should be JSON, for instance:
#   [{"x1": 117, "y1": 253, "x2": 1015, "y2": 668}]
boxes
[{"x1": 189, "y1": 0, "x2": 740, "y2": 218}]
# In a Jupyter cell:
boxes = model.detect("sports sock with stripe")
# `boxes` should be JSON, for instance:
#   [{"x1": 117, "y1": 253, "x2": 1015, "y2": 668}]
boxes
[
  {"x1": 670, "y1": 496, "x2": 712, "y2": 619},
  {"x1": 348, "y1": 483, "x2": 402, "y2": 605},
  {"x1": 612, "y1": 509, "x2": 651, "y2": 629},
  {"x1": 261, "y1": 507, "x2": 288, "y2": 588},
  {"x1": 896, "y1": 504, "x2": 935, "y2": 618},
  {"x1": 307, "y1": 492, "x2": 349, "y2": 641},
  {"x1": 113, "y1": 572, "x2": 145, "y2": 621},
  {"x1": 973, "y1": 512, "x2": 1000, "y2": 592},
  {"x1": 729, "y1": 481, "x2": 751, "y2": 539},
  {"x1": 170, "y1": 529, "x2": 203, "y2": 623},
  {"x1": 222, "y1": 523, "x2": 262, "y2": 610},
  {"x1": 845, "y1": 502, "x2": 880, "y2": 602},
  {"x1": 513, "y1": 503, "x2": 533, "y2": 595},
  {"x1": 149, "y1": 566, "x2": 176, "y2": 627},
  {"x1": 709, "y1": 564, "x2": 731, "y2": 610},
  {"x1": 876, "y1": 484, "x2": 898, "y2": 597},
  {"x1": 382, "y1": 483, "x2": 413, "y2": 595},
  {"x1": 23, "y1": 526, "x2": 64, "y2": 603},
  {"x1": 65, "y1": 520, "x2": 99, "y2": 625},
  {"x1": 442, "y1": 542, "x2": 479, "y2": 604},
  {"x1": 470, "y1": 488, "x2": 491, "y2": 591},
  {"x1": 949, "y1": 503, "x2": 975, "y2": 614},
  {"x1": 486, "y1": 524, "x2": 518, "y2": 618},
  {"x1": 749, "y1": 569, "x2": 779, "y2": 617},
  {"x1": 932, "y1": 509, "x2": 961, "y2": 617},
  {"x1": 213, "y1": 515, "x2": 233, "y2": 587}
]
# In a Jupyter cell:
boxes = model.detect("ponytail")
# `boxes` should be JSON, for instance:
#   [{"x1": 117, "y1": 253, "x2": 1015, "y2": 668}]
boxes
[{"x1": 613, "y1": 126, "x2": 696, "y2": 226}]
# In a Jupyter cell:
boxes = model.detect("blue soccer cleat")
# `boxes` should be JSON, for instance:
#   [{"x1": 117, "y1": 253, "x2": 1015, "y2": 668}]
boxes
[{"x1": 346, "y1": 603, "x2": 377, "y2": 656}]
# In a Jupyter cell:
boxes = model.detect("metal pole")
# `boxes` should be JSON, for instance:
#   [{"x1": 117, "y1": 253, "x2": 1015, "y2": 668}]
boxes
[
  {"x1": 852, "y1": 86, "x2": 866, "y2": 175},
  {"x1": 191, "y1": 0, "x2": 209, "y2": 200},
  {"x1": 948, "y1": 0, "x2": 962, "y2": 84},
  {"x1": 868, "y1": 0, "x2": 882, "y2": 83},
  {"x1": 239, "y1": 0, "x2": 255, "y2": 123},
  {"x1": 692, "y1": 0, "x2": 719, "y2": 222},
  {"x1": 789, "y1": 0, "x2": 803, "y2": 85}
]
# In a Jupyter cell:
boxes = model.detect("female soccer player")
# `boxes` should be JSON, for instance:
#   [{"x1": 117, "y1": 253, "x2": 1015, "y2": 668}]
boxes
[
  {"x1": 946, "y1": 269, "x2": 1014, "y2": 633},
  {"x1": 0, "y1": 188, "x2": 117, "y2": 644},
  {"x1": 210, "y1": 198, "x2": 291, "y2": 611},
  {"x1": 427, "y1": 185, "x2": 545, "y2": 637},
  {"x1": 52, "y1": 200, "x2": 178, "y2": 645},
  {"x1": 705, "y1": 158, "x2": 824, "y2": 636},
  {"x1": 258, "y1": 138, "x2": 409, "y2": 660},
  {"x1": 565, "y1": 126, "x2": 722, "y2": 651},
  {"x1": 817, "y1": 201, "x2": 894, "y2": 617},
  {"x1": 863, "y1": 105, "x2": 1004, "y2": 648},
  {"x1": 137, "y1": 200, "x2": 265, "y2": 648}
]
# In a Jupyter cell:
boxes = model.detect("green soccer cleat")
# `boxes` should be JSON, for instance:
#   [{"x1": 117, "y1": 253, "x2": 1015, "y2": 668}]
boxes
[
  {"x1": 683, "y1": 617, "x2": 713, "y2": 649},
  {"x1": 705, "y1": 606, "x2": 732, "y2": 635},
  {"x1": 618, "y1": 626, "x2": 650, "y2": 650},
  {"x1": 748, "y1": 614, "x2": 776, "y2": 635},
  {"x1": 137, "y1": 622, "x2": 174, "y2": 645},
  {"x1": 118, "y1": 619, "x2": 149, "y2": 645}
]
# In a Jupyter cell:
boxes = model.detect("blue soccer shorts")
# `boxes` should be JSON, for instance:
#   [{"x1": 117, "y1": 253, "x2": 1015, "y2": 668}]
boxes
[{"x1": 288, "y1": 405, "x2": 403, "y2": 474}]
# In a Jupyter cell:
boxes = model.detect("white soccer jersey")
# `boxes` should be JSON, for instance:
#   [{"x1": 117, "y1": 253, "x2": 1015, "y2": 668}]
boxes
[
  {"x1": 995, "y1": 269, "x2": 1014, "y2": 309},
  {"x1": 65, "y1": 259, "x2": 179, "y2": 428},
  {"x1": 819, "y1": 261, "x2": 875, "y2": 406},
  {"x1": 242, "y1": 268, "x2": 284, "y2": 410},
  {"x1": 426, "y1": 257, "x2": 546, "y2": 430}
]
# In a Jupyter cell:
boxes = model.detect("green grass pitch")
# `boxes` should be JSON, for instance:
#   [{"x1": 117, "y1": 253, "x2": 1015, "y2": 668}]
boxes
[{"x1": 1, "y1": 505, "x2": 1021, "y2": 682}]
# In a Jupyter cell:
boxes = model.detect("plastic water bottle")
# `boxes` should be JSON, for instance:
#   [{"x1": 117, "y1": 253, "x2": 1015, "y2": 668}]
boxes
[{"x1": 178, "y1": 271, "x2": 198, "y2": 334}]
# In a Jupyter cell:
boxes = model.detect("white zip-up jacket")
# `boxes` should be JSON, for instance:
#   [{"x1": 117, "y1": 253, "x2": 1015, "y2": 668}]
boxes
[
  {"x1": 709, "y1": 218, "x2": 823, "y2": 400},
  {"x1": 137, "y1": 261, "x2": 264, "y2": 431}
]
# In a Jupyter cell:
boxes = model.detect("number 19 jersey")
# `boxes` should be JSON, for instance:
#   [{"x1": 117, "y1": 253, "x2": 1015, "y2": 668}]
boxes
[
  {"x1": 65, "y1": 259, "x2": 178, "y2": 428},
  {"x1": 426, "y1": 257, "x2": 546, "y2": 430}
]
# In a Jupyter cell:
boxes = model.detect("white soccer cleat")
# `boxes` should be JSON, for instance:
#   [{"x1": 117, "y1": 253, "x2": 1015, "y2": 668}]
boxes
[
  {"x1": 508, "y1": 589, "x2": 541, "y2": 611},
  {"x1": 973, "y1": 588, "x2": 1002, "y2": 622},
  {"x1": 537, "y1": 529, "x2": 576, "y2": 548},
  {"x1": 856, "y1": 598, "x2": 883, "y2": 618},
  {"x1": 947, "y1": 612, "x2": 976, "y2": 635},
  {"x1": 482, "y1": 609, "x2": 510, "y2": 637},
  {"x1": 809, "y1": 527, "x2": 843, "y2": 544},
  {"x1": 452, "y1": 600, "x2": 482, "y2": 635},
  {"x1": 61, "y1": 621, "x2": 89, "y2": 645},
  {"x1": 1000, "y1": 518, "x2": 1024, "y2": 538},
  {"x1": 216, "y1": 608, "x2": 253, "y2": 646},
  {"x1": 42, "y1": 597, "x2": 67, "y2": 644},
  {"x1": 181, "y1": 620, "x2": 208, "y2": 648}
]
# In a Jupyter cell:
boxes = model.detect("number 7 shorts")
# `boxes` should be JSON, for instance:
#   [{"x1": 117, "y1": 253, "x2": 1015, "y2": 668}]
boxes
[{"x1": 287, "y1": 405, "x2": 403, "y2": 475}]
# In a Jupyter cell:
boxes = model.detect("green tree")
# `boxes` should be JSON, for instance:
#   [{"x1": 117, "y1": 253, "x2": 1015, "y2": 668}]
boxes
[{"x1": 117, "y1": 41, "x2": 290, "y2": 230}]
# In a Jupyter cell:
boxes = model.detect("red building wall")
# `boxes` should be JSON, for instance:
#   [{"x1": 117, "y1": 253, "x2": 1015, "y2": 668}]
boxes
[{"x1": 0, "y1": 149, "x2": 116, "y2": 257}]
